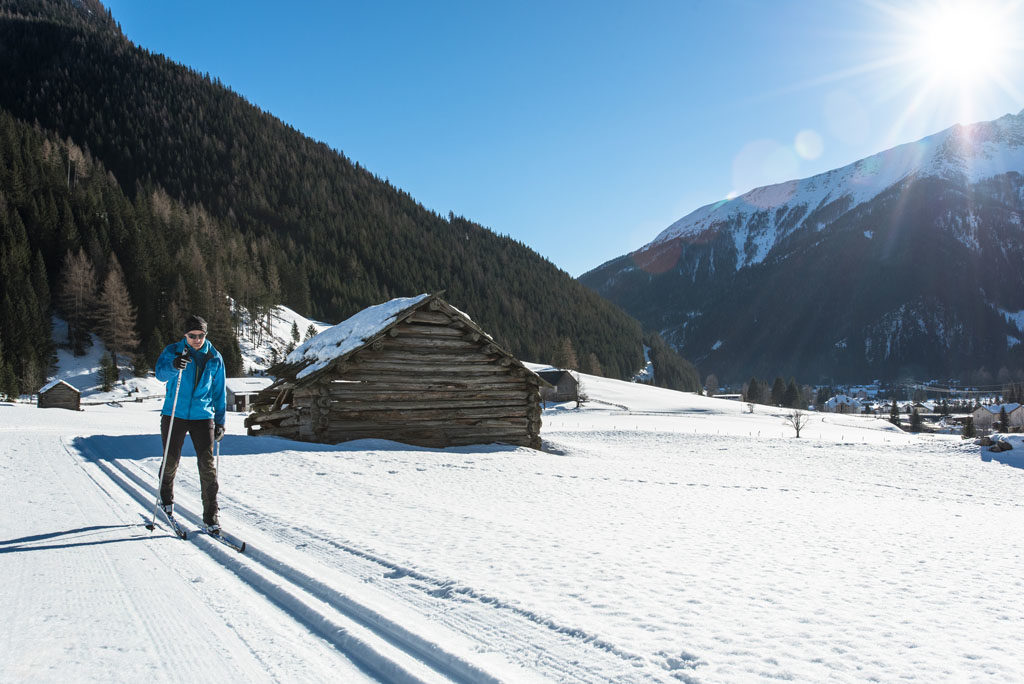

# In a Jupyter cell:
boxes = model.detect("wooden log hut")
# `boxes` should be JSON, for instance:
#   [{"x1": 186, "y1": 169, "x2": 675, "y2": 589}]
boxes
[
  {"x1": 37, "y1": 379, "x2": 81, "y2": 410},
  {"x1": 245, "y1": 294, "x2": 545, "y2": 449}
]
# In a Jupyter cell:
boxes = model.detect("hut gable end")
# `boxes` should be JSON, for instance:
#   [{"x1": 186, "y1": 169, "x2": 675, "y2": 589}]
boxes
[
  {"x1": 246, "y1": 294, "x2": 543, "y2": 449},
  {"x1": 38, "y1": 379, "x2": 81, "y2": 411}
]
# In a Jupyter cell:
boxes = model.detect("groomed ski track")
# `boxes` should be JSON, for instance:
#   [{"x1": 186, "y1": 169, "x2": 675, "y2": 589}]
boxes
[{"x1": 11, "y1": 419, "x2": 667, "y2": 683}]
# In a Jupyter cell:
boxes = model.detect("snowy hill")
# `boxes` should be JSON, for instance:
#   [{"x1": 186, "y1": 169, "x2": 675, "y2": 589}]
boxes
[{"x1": 4, "y1": 365, "x2": 1023, "y2": 682}]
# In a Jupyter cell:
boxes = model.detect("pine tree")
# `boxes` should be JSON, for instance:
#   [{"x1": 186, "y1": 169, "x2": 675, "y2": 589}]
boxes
[
  {"x1": 99, "y1": 352, "x2": 117, "y2": 391},
  {"x1": 744, "y1": 377, "x2": 761, "y2": 403},
  {"x1": 999, "y1": 406, "x2": 1009, "y2": 433},
  {"x1": 889, "y1": 400, "x2": 901, "y2": 427},
  {"x1": 962, "y1": 415, "x2": 976, "y2": 439},
  {"x1": 770, "y1": 377, "x2": 786, "y2": 406},
  {"x1": 783, "y1": 378, "x2": 801, "y2": 408},
  {"x1": 291, "y1": 321, "x2": 300, "y2": 345},
  {"x1": 132, "y1": 352, "x2": 150, "y2": 377},
  {"x1": 909, "y1": 408, "x2": 923, "y2": 433},
  {"x1": 95, "y1": 254, "x2": 139, "y2": 371},
  {"x1": 0, "y1": 339, "x2": 17, "y2": 400},
  {"x1": 304, "y1": 323, "x2": 318, "y2": 341}
]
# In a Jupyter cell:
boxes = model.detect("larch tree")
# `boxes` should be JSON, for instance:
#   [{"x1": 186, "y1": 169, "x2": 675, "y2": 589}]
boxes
[
  {"x1": 57, "y1": 248, "x2": 97, "y2": 355},
  {"x1": 95, "y1": 254, "x2": 140, "y2": 374}
]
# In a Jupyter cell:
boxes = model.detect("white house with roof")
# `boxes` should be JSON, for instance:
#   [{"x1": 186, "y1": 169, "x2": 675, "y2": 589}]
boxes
[
  {"x1": 971, "y1": 403, "x2": 1023, "y2": 431},
  {"x1": 825, "y1": 394, "x2": 863, "y2": 413},
  {"x1": 226, "y1": 377, "x2": 274, "y2": 412}
]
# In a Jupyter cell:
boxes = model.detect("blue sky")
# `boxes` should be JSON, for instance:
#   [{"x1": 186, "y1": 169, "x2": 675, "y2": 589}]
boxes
[{"x1": 103, "y1": 0, "x2": 1024, "y2": 276}]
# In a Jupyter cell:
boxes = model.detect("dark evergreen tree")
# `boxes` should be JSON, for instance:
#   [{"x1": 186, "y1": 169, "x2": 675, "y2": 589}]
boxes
[
  {"x1": 99, "y1": 352, "x2": 117, "y2": 391},
  {"x1": 889, "y1": 400, "x2": 902, "y2": 427},
  {"x1": 999, "y1": 406, "x2": 1009, "y2": 433},
  {"x1": 783, "y1": 378, "x2": 802, "y2": 408},
  {"x1": 744, "y1": 377, "x2": 762, "y2": 404},
  {"x1": 770, "y1": 377, "x2": 786, "y2": 406},
  {"x1": 962, "y1": 415, "x2": 976, "y2": 439},
  {"x1": 909, "y1": 408, "x2": 923, "y2": 433}
]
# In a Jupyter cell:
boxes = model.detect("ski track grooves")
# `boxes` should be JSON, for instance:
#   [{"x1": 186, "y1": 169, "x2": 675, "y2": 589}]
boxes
[{"x1": 74, "y1": 439, "x2": 500, "y2": 684}]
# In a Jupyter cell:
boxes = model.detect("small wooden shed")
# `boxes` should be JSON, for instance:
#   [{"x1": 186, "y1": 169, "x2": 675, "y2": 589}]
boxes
[
  {"x1": 245, "y1": 294, "x2": 545, "y2": 449},
  {"x1": 226, "y1": 377, "x2": 274, "y2": 412},
  {"x1": 38, "y1": 379, "x2": 80, "y2": 410},
  {"x1": 537, "y1": 369, "x2": 579, "y2": 404}
]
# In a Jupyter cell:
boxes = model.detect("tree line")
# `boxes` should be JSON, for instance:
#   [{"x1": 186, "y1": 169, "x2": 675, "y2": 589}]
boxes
[{"x1": 742, "y1": 376, "x2": 807, "y2": 409}]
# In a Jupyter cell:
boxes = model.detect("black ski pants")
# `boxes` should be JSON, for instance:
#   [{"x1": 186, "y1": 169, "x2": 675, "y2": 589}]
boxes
[{"x1": 159, "y1": 415, "x2": 219, "y2": 526}]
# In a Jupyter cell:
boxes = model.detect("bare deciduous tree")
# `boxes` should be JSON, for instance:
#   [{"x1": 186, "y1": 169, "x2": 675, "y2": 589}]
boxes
[
  {"x1": 57, "y1": 249, "x2": 97, "y2": 355},
  {"x1": 785, "y1": 409, "x2": 811, "y2": 438}
]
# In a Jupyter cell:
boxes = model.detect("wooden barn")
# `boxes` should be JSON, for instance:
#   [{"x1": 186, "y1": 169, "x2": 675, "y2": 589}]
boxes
[
  {"x1": 37, "y1": 379, "x2": 80, "y2": 410},
  {"x1": 537, "y1": 369, "x2": 579, "y2": 404},
  {"x1": 245, "y1": 294, "x2": 545, "y2": 449},
  {"x1": 226, "y1": 377, "x2": 274, "y2": 412}
]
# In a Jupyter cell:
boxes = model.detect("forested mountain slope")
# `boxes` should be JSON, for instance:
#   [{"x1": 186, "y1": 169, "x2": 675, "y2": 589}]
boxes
[{"x1": 0, "y1": 0, "x2": 648, "y2": 394}]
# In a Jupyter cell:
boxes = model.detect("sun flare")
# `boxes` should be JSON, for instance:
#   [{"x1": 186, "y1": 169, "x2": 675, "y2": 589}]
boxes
[{"x1": 909, "y1": 3, "x2": 1010, "y2": 84}]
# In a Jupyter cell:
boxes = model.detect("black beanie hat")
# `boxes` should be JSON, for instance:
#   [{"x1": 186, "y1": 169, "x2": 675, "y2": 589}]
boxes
[{"x1": 184, "y1": 314, "x2": 208, "y2": 334}]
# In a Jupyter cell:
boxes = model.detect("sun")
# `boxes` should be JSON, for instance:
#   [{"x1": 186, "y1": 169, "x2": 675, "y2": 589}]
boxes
[
  {"x1": 866, "y1": 0, "x2": 1024, "y2": 135},
  {"x1": 908, "y1": 2, "x2": 1011, "y2": 85}
]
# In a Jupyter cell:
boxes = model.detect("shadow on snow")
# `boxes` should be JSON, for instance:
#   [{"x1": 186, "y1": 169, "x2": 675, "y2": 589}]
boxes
[
  {"x1": 0, "y1": 524, "x2": 168, "y2": 553},
  {"x1": 72, "y1": 433, "x2": 522, "y2": 462}
]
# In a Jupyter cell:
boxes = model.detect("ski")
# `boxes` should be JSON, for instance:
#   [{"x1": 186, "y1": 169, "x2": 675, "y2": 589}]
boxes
[
  {"x1": 206, "y1": 528, "x2": 246, "y2": 553},
  {"x1": 145, "y1": 507, "x2": 188, "y2": 540}
]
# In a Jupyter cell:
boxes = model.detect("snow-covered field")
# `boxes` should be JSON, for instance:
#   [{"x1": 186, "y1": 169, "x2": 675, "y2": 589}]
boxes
[{"x1": 2, "y1": 372, "x2": 1023, "y2": 683}]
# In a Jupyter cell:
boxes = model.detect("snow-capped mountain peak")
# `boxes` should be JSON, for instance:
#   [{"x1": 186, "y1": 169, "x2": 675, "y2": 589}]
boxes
[{"x1": 649, "y1": 110, "x2": 1024, "y2": 271}]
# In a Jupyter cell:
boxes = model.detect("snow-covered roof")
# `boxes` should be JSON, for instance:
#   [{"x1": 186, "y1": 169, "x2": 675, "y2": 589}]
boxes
[
  {"x1": 976, "y1": 403, "x2": 1022, "y2": 415},
  {"x1": 825, "y1": 394, "x2": 861, "y2": 407},
  {"x1": 284, "y1": 294, "x2": 431, "y2": 380},
  {"x1": 39, "y1": 379, "x2": 79, "y2": 394},
  {"x1": 225, "y1": 377, "x2": 274, "y2": 394}
]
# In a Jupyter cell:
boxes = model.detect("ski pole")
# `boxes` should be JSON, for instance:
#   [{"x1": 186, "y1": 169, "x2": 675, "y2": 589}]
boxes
[{"x1": 146, "y1": 346, "x2": 186, "y2": 531}]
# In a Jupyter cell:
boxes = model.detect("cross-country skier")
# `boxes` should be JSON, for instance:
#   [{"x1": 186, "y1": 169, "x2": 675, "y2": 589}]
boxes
[{"x1": 155, "y1": 314, "x2": 226, "y2": 533}]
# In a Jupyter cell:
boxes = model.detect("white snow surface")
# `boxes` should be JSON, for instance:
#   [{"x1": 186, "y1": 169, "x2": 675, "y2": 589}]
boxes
[
  {"x1": 647, "y1": 110, "x2": 1024, "y2": 270},
  {"x1": 3, "y1": 367, "x2": 1024, "y2": 681},
  {"x1": 285, "y1": 294, "x2": 430, "y2": 379}
]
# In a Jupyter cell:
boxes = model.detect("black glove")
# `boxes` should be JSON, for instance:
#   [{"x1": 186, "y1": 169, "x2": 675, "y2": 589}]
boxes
[
  {"x1": 214, "y1": 425, "x2": 225, "y2": 442},
  {"x1": 172, "y1": 352, "x2": 191, "y2": 370}
]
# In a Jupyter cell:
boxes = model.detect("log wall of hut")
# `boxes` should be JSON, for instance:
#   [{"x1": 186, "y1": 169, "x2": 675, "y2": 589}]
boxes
[
  {"x1": 246, "y1": 306, "x2": 543, "y2": 449},
  {"x1": 38, "y1": 383, "x2": 80, "y2": 410}
]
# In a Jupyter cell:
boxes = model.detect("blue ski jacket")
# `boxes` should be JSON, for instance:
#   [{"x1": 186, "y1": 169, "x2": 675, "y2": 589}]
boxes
[{"x1": 156, "y1": 338, "x2": 226, "y2": 426}]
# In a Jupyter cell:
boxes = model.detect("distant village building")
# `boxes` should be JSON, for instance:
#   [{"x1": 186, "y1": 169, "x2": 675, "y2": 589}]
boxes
[
  {"x1": 226, "y1": 377, "x2": 274, "y2": 412},
  {"x1": 246, "y1": 294, "x2": 545, "y2": 449},
  {"x1": 825, "y1": 394, "x2": 862, "y2": 413},
  {"x1": 537, "y1": 370, "x2": 579, "y2": 404},
  {"x1": 37, "y1": 379, "x2": 80, "y2": 411},
  {"x1": 972, "y1": 403, "x2": 1024, "y2": 431}
]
